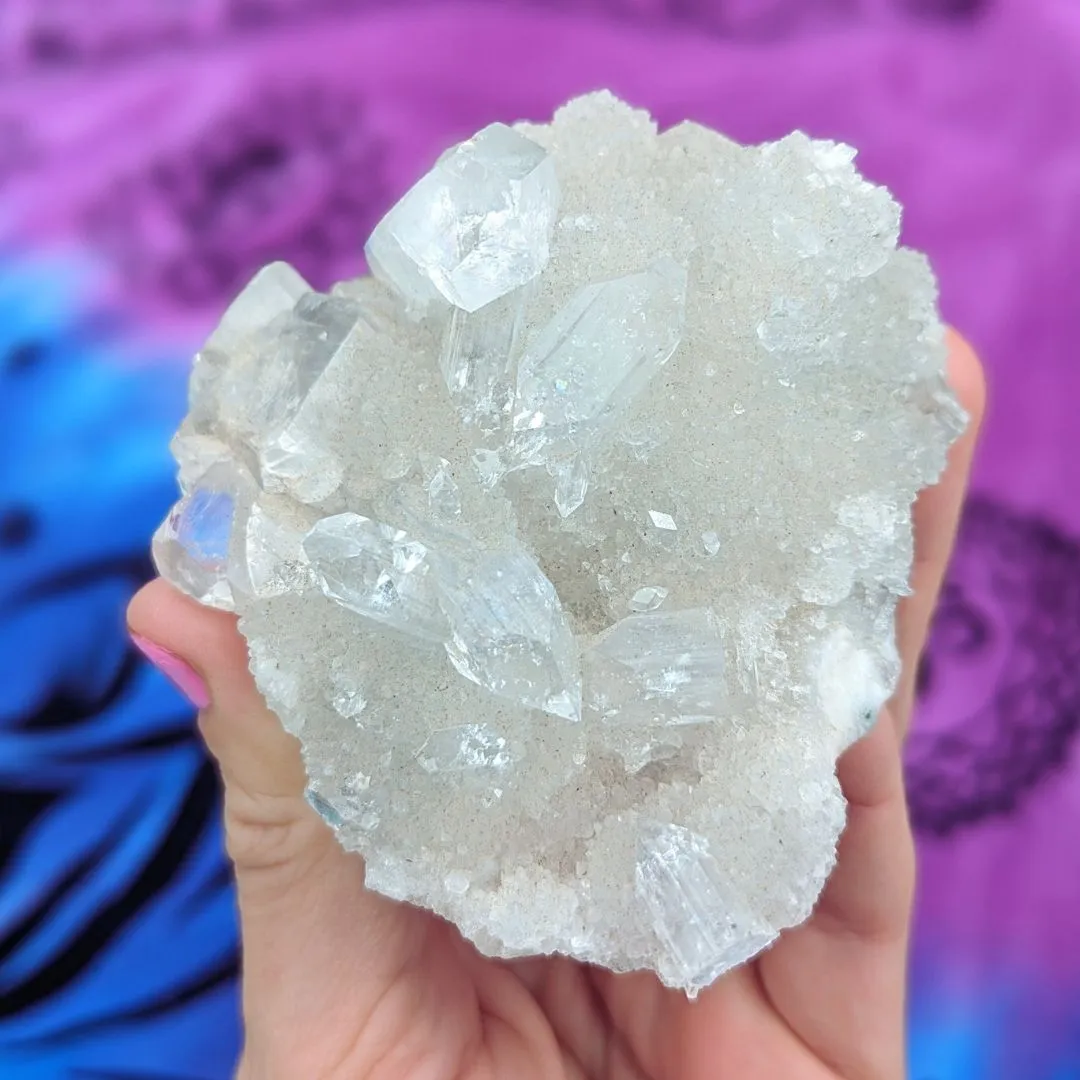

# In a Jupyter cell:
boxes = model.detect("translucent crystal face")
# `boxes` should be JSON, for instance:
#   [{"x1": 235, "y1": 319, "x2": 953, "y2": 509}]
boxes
[
  {"x1": 365, "y1": 122, "x2": 560, "y2": 314},
  {"x1": 513, "y1": 258, "x2": 687, "y2": 437},
  {"x1": 304, "y1": 514, "x2": 447, "y2": 643},
  {"x1": 586, "y1": 609, "x2": 730, "y2": 727},
  {"x1": 154, "y1": 92, "x2": 965, "y2": 993},
  {"x1": 152, "y1": 459, "x2": 251, "y2": 611},
  {"x1": 433, "y1": 547, "x2": 582, "y2": 722},
  {"x1": 636, "y1": 823, "x2": 778, "y2": 990}
]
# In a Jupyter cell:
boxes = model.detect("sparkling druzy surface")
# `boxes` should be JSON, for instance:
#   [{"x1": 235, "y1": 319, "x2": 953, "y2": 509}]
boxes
[{"x1": 153, "y1": 92, "x2": 965, "y2": 993}]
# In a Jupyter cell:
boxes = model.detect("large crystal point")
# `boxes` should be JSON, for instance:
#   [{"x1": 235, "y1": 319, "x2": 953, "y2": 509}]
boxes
[
  {"x1": 432, "y1": 547, "x2": 582, "y2": 721},
  {"x1": 636, "y1": 824, "x2": 777, "y2": 993},
  {"x1": 260, "y1": 428, "x2": 343, "y2": 505},
  {"x1": 240, "y1": 294, "x2": 359, "y2": 445},
  {"x1": 155, "y1": 92, "x2": 967, "y2": 995},
  {"x1": 513, "y1": 258, "x2": 687, "y2": 439},
  {"x1": 189, "y1": 262, "x2": 311, "y2": 433},
  {"x1": 365, "y1": 123, "x2": 559, "y2": 313},
  {"x1": 208, "y1": 261, "x2": 310, "y2": 353},
  {"x1": 250, "y1": 294, "x2": 367, "y2": 502},
  {"x1": 303, "y1": 514, "x2": 448, "y2": 643},
  {"x1": 586, "y1": 608, "x2": 728, "y2": 725}
]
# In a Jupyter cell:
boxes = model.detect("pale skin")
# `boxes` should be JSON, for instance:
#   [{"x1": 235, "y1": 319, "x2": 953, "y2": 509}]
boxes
[{"x1": 128, "y1": 332, "x2": 984, "y2": 1080}]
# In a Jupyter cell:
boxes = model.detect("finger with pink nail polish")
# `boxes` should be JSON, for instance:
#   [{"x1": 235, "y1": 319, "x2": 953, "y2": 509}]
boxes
[{"x1": 130, "y1": 633, "x2": 211, "y2": 709}]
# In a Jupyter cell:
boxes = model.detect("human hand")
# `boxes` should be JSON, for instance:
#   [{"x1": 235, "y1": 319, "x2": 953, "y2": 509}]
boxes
[{"x1": 128, "y1": 331, "x2": 984, "y2": 1080}]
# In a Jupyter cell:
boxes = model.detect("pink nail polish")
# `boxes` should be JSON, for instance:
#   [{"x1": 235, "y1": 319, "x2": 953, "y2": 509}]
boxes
[{"x1": 130, "y1": 633, "x2": 211, "y2": 709}]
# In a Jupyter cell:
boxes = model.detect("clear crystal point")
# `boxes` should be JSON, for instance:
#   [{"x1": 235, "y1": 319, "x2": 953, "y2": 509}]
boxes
[
  {"x1": 188, "y1": 262, "x2": 311, "y2": 433},
  {"x1": 701, "y1": 531, "x2": 722, "y2": 556},
  {"x1": 242, "y1": 295, "x2": 376, "y2": 504},
  {"x1": 550, "y1": 455, "x2": 590, "y2": 517},
  {"x1": 330, "y1": 671, "x2": 368, "y2": 721},
  {"x1": 629, "y1": 586, "x2": 669, "y2": 612},
  {"x1": 303, "y1": 513, "x2": 448, "y2": 642},
  {"x1": 432, "y1": 547, "x2": 582, "y2": 721},
  {"x1": 421, "y1": 456, "x2": 463, "y2": 519},
  {"x1": 586, "y1": 608, "x2": 728, "y2": 725},
  {"x1": 260, "y1": 429, "x2": 343, "y2": 505},
  {"x1": 246, "y1": 294, "x2": 360, "y2": 439},
  {"x1": 513, "y1": 258, "x2": 687, "y2": 439},
  {"x1": 230, "y1": 502, "x2": 311, "y2": 601},
  {"x1": 208, "y1": 262, "x2": 310, "y2": 353},
  {"x1": 636, "y1": 823, "x2": 777, "y2": 992},
  {"x1": 366, "y1": 123, "x2": 560, "y2": 314},
  {"x1": 416, "y1": 724, "x2": 515, "y2": 774},
  {"x1": 198, "y1": 288, "x2": 363, "y2": 488}
]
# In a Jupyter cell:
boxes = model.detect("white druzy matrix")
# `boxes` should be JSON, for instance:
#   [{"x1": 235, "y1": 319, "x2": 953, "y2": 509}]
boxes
[{"x1": 154, "y1": 93, "x2": 965, "y2": 994}]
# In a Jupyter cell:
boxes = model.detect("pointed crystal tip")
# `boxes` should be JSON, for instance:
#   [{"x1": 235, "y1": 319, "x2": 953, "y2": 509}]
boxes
[{"x1": 586, "y1": 608, "x2": 728, "y2": 726}]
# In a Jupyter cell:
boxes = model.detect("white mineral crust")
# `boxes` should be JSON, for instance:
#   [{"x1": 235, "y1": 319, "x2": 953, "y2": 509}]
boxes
[{"x1": 153, "y1": 92, "x2": 966, "y2": 994}]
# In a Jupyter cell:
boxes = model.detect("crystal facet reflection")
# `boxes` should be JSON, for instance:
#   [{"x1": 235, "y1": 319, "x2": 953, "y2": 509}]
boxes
[
  {"x1": 232, "y1": 503, "x2": 311, "y2": 601},
  {"x1": 416, "y1": 724, "x2": 515, "y2": 774},
  {"x1": 514, "y1": 258, "x2": 687, "y2": 438},
  {"x1": 636, "y1": 823, "x2": 777, "y2": 993},
  {"x1": 365, "y1": 123, "x2": 560, "y2": 313},
  {"x1": 433, "y1": 548, "x2": 582, "y2": 722},
  {"x1": 303, "y1": 514, "x2": 447, "y2": 643},
  {"x1": 586, "y1": 608, "x2": 728, "y2": 725},
  {"x1": 208, "y1": 261, "x2": 310, "y2": 355},
  {"x1": 152, "y1": 461, "x2": 250, "y2": 611},
  {"x1": 629, "y1": 586, "x2": 669, "y2": 612},
  {"x1": 550, "y1": 456, "x2": 590, "y2": 518}
]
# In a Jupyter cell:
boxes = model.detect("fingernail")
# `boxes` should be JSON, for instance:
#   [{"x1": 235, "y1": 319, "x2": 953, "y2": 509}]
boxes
[{"x1": 130, "y1": 633, "x2": 211, "y2": 709}]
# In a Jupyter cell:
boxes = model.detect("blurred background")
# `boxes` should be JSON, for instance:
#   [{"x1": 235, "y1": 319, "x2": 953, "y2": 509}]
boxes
[{"x1": 1, "y1": 1, "x2": 1078, "y2": 1077}]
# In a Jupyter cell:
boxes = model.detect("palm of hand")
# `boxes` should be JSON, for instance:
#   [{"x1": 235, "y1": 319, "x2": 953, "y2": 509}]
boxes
[
  {"x1": 131, "y1": 338, "x2": 981, "y2": 1079},
  {"x1": 227, "y1": 702, "x2": 906, "y2": 1080}
]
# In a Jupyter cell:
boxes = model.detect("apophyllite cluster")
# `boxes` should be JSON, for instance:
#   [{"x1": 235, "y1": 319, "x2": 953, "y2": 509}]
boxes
[{"x1": 154, "y1": 92, "x2": 964, "y2": 993}]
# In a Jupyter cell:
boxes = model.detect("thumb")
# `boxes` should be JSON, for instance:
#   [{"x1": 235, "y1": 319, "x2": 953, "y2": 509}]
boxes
[
  {"x1": 128, "y1": 577, "x2": 322, "y2": 873},
  {"x1": 126, "y1": 579, "x2": 417, "y2": 1071}
]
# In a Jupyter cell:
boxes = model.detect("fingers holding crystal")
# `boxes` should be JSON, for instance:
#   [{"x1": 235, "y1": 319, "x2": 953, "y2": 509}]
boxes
[
  {"x1": 127, "y1": 579, "x2": 309, "y2": 805},
  {"x1": 891, "y1": 329, "x2": 986, "y2": 735},
  {"x1": 126, "y1": 578, "x2": 433, "y2": 1074},
  {"x1": 126, "y1": 577, "x2": 371, "y2": 912}
]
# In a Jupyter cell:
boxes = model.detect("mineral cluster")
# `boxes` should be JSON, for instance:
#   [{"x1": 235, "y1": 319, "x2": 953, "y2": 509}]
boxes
[{"x1": 154, "y1": 92, "x2": 965, "y2": 993}]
